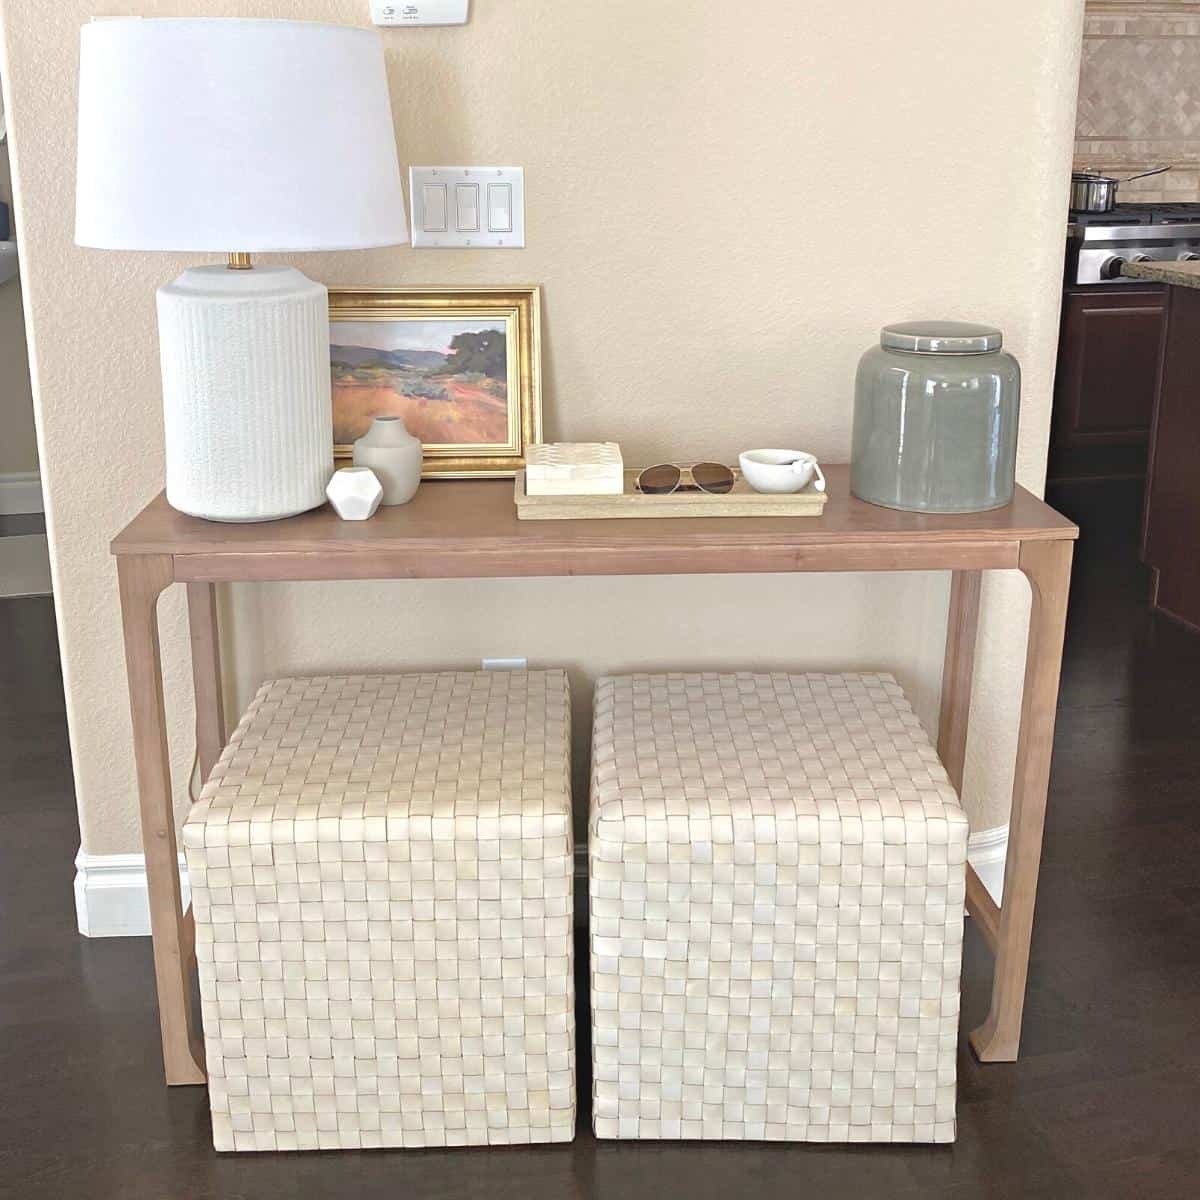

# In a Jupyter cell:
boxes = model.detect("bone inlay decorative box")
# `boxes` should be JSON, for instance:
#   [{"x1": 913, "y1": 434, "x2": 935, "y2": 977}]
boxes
[
  {"x1": 523, "y1": 442, "x2": 625, "y2": 496},
  {"x1": 183, "y1": 670, "x2": 576, "y2": 1152},
  {"x1": 589, "y1": 672, "x2": 968, "y2": 1143}
]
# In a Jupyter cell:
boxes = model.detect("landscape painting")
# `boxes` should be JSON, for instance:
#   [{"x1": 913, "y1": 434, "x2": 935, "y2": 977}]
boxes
[
  {"x1": 331, "y1": 316, "x2": 513, "y2": 450},
  {"x1": 328, "y1": 287, "x2": 542, "y2": 477}
]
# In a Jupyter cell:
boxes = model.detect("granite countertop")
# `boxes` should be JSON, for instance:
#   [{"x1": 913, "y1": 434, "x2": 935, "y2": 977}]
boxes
[{"x1": 1121, "y1": 260, "x2": 1200, "y2": 289}]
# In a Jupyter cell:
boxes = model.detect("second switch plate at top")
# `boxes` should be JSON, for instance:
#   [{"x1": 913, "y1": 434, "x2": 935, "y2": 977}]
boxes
[{"x1": 410, "y1": 166, "x2": 525, "y2": 248}]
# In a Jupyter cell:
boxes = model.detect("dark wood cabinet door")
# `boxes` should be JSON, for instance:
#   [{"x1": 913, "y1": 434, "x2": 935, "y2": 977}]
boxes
[
  {"x1": 1143, "y1": 284, "x2": 1200, "y2": 631},
  {"x1": 1053, "y1": 285, "x2": 1167, "y2": 451}
]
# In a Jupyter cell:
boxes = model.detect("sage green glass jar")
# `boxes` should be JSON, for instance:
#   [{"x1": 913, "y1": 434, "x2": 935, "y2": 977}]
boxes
[{"x1": 851, "y1": 321, "x2": 1020, "y2": 513}]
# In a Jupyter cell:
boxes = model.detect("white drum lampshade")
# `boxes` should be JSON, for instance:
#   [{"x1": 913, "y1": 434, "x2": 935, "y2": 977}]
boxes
[{"x1": 75, "y1": 18, "x2": 408, "y2": 522}]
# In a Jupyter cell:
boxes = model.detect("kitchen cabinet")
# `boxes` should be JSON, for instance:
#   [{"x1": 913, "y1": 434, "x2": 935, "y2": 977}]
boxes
[
  {"x1": 1049, "y1": 283, "x2": 1167, "y2": 481},
  {"x1": 1143, "y1": 282, "x2": 1200, "y2": 632}
]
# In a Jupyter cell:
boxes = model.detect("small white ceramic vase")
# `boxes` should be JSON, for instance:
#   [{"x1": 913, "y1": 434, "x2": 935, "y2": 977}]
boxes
[{"x1": 353, "y1": 416, "x2": 423, "y2": 506}]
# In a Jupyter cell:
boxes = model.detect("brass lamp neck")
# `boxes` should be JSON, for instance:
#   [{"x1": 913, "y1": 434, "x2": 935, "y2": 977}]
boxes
[{"x1": 227, "y1": 251, "x2": 253, "y2": 271}]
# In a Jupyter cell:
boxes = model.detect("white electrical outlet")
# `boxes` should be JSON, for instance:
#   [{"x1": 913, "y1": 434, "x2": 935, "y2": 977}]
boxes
[
  {"x1": 482, "y1": 657, "x2": 527, "y2": 671},
  {"x1": 371, "y1": 0, "x2": 469, "y2": 26},
  {"x1": 410, "y1": 166, "x2": 525, "y2": 248}
]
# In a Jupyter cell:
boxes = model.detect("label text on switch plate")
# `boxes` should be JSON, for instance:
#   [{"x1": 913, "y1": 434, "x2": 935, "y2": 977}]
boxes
[{"x1": 370, "y1": 0, "x2": 470, "y2": 25}]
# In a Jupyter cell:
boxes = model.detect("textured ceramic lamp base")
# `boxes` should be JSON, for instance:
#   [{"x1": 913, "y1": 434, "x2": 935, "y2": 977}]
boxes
[{"x1": 157, "y1": 265, "x2": 334, "y2": 522}]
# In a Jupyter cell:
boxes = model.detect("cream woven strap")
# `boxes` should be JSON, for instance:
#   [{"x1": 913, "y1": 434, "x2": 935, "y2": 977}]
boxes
[
  {"x1": 183, "y1": 671, "x2": 575, "y2": 1152},
  {"x1": 589, "y1": 672, "x2": 968, "y2": 1144}
]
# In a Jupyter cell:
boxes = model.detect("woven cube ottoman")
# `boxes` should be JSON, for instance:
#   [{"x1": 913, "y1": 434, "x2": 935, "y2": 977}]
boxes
[
  {"x1": 182, "y1": 670, "x2": 576, "y2": 1152},
  {"x1": 589, "y1": 672, "x2": 968, "y2": 1144}
]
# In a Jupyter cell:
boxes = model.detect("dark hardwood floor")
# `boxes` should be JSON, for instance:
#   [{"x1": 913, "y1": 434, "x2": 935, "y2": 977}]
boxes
[{"x1": 2, "y1": 479, "x2": 1198, "y2": 1199}]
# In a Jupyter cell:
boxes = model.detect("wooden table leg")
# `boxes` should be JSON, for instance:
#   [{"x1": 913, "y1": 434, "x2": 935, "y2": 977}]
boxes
[
  {"x1": 937, "y1": 572, "x2": 1004, "y2": 948},
  {"x1": 118, "y1": 554, "x2": 206, "y2": 1085},
  {"x1": 187, "y1": 582, "x2": 226, "y2": 784},
  {"x1": 969, "y1": 537, "x2": 1073, "y2": 1063},
  {"x1": 938, "y1": 569, "x2": 982, "y2": 794}
]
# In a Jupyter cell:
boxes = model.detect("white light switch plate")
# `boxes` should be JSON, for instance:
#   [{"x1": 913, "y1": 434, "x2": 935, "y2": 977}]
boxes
[
  {"x1": 409, "y1": 166, "x2": 525, "y2": 248},
  {"x1": 371, "y1": 0, "x2": 469, "y2": 26}
]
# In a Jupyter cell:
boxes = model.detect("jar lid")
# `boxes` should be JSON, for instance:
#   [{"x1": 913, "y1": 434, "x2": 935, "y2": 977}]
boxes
[{"x1": 880, "y1": 321, "x2": 1003, "y2": 354}]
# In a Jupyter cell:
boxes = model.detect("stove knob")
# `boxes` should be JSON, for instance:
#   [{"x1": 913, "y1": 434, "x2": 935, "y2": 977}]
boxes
[
  {"x1": 1101, "y1": 253, "x2": 1152, "y2": 281},
  {"x1": 1178, "y1": 251, "x2": 1200, "y2": 262}
]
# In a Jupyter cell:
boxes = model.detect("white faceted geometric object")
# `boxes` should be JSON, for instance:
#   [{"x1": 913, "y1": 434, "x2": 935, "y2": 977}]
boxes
[
  {"x1": 590, "y1": 672, "x2": 969, "y2": 1144},
  {"x1": 326, "y1": 467, "x2": 383, "y2": 520},
  {"x1": 525, "y1": 442, "x2": 624, "y2": 495},
  {"x1": 182, "y1": 671, "x2": 576, "y2": 1152},
  {"x1": 158, "y1": 266, "x2": 334, "y2": 522}
]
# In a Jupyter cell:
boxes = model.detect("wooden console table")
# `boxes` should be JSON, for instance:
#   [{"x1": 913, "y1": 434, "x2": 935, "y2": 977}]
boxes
[{"x1": 111, "y1": 466, "x2": 1077, "y2": 1085}]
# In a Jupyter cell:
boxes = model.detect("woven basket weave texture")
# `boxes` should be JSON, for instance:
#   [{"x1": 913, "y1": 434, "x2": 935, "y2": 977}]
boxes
[
  {"x1": 589, "y1": 672, "x2": 968, "y2": 1143},
  {"x1": 183, "y1": 670, "x2": 575, "y2": 1152}
]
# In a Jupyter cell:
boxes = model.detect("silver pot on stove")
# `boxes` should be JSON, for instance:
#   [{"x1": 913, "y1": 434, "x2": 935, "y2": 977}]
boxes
[{"x1": 1070, "y1": 166, "x2": 1172, "y2": 213}]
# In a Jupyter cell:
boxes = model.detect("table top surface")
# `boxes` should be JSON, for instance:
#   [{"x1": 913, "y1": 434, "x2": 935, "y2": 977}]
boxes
[{"x1": 112, "y1": 466, "x2": 1076, "y2": 564}]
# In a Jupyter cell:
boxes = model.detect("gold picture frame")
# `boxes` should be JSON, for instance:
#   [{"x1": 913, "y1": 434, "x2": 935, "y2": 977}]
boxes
[{"x1": 328, "y1": 286, "x2": 542, "y2": 477}]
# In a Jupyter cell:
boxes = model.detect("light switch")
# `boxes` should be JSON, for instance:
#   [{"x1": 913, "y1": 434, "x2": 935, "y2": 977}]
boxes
[
  {"x1": 455, "y1": 183, "x2": 480, "y2": 232},
  {"x1": 409, "y1": 166, "x2": 526, "y2": 248},
  {"x1": 422, "y1": 183, "x2": 448, "y2": 232},
  {"x1": 487, "y1": 182, "x2": 513, "y2": 233}
]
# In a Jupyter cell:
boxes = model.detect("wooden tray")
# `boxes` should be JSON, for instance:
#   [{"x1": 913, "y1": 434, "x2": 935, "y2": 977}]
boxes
[{"x1": 514, "y1": 469, "x2": 828, "y2": 520}]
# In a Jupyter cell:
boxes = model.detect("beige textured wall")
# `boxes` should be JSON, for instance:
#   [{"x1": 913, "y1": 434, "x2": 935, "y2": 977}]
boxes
[
  {"x1": 1076, "y1": 1, "x2": 1200, "y2": 201},
  {"x1": 0, "y1": 0, "x2": 1084, "y2": 857},
  {"x1": 0, "y1": 134, "x2": 37, "y2": 478}
]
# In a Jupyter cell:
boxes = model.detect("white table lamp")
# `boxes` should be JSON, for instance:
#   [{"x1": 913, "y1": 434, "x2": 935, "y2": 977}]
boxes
[{"x1": 75, "y1": 18, "x2": 408, "y2": 522}]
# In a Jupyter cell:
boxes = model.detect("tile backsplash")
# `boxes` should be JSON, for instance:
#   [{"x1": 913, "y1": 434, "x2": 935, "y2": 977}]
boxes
[{"x1": 1077, "y1": 2, "x2": 1200, "y2": 202}]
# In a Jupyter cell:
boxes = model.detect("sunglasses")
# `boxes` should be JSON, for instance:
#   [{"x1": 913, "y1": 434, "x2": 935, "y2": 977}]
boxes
[{"x1": 636, "y1": 462, "x2": 736, "y2": 496}]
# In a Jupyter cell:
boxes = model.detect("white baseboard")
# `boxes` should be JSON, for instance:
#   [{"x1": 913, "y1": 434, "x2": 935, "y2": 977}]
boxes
[
  {"x1": 968, "y1": 824, "x2": 1008, "y2": 905},
  {"x1": 74, "y1": 850, "x2": 190, "y2": 938},
  {"x1": 0, "y1": 470, "x2": 43, "y2": 515},
  {"x1": 75, "y1": 828, "x2": 1005, "y2": 939}
]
